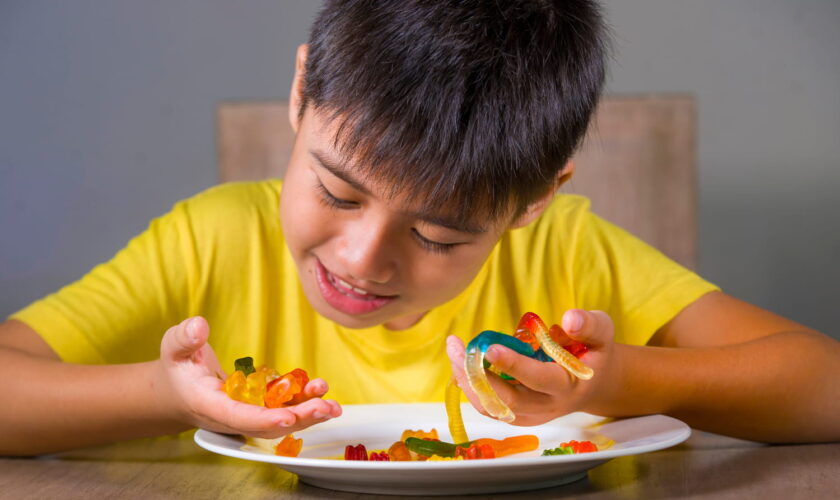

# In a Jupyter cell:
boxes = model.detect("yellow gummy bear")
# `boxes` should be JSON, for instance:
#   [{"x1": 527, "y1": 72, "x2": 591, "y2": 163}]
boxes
[{"x1": 224, "y1": 369, "x2": 271, "y2": 406}]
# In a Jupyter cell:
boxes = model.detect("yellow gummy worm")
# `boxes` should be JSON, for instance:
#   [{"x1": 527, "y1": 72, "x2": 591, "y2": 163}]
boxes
[
  {"x1": 463, "y1": 335, "x2": 517, "y2": 423},
  {"x1": 445, "y1": 378, "x2": 470, "y2": 443},
  {"x1": 532, "y1": 322, "x2": 594, "y2": 380}
]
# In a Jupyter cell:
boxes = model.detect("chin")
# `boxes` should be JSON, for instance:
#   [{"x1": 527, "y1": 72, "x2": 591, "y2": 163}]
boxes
[{"x1": 310, "y1": 301, "x2": 390, "y2": 330}]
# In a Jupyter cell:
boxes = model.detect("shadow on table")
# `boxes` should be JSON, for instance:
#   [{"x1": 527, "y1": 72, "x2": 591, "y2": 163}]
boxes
[{"x1": 291, "y1": 443, "x2": 836, "y2": 499}]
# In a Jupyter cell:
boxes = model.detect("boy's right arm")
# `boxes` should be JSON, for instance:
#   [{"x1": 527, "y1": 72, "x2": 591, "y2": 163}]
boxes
[{"x1": 0, "y1": 317, "x2": 341, "y2": 456}]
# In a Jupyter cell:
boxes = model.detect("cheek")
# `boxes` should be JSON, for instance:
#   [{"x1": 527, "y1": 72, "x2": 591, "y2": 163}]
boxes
[
  {"x1": 281, "y1": 189, "x2": 331, "y2": 253},
  {"x1": 406, "y1": 248, "x2": 491, "y2": 300}
]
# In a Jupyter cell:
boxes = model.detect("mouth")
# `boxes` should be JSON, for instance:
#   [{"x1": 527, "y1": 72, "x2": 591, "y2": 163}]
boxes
[{"x1": 314, "y1": 259, "x2": 397, "y2": 316}]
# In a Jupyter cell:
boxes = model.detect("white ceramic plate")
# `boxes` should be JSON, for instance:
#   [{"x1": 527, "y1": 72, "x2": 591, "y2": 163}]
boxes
[{"x1": 194, "y1": 403, "x2": 690, "y2": 495}]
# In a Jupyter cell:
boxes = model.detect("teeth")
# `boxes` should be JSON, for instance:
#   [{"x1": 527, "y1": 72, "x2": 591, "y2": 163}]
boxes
[{"x1": 334, "y1": 275, "x2": 370, "y2": 296}]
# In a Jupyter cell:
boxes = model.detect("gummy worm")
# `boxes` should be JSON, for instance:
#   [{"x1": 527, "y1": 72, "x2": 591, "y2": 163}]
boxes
[
  {"x1": 404, "y1": 437, "x2": 471, "y2": 458},
  {"x1": 445, "y1": 378, "x2": 470, "y2": 443},
  {"x1": 464, "y1": 331, "x2": 538, "y2": 423},
  {"x1": 521, "y1": 312, "x2": 594, "y2": 381},
  {"x1": 463, "y1": 312, "x2": 594, "y2": 423}
]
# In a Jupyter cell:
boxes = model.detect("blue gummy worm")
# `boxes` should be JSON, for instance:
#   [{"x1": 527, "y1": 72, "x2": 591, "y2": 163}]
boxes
[{"x1": 466, "y1": 330, "x2": 538, "y2": 358}]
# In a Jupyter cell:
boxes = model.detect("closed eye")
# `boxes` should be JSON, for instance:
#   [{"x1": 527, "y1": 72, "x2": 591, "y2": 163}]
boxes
[
  {"x1": 317, "y1": 179, "x2": 460, "y2": 254},
  {"x1": 316, "y1": 182, "x2": 358, "y2": 209},
  {"x1": 411, "y1": 228, "x2": 460, "y2": 254}
]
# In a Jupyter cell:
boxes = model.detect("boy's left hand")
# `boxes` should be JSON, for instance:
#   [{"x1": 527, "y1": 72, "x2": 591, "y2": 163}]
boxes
[{"x1": 446, "y1": 309, "x2": 619, "y2": 426}]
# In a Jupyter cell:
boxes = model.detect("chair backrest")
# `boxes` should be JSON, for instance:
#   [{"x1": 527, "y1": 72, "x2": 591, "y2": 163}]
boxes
[{"x1": 218, "y1": 95, "x2": 697, "y2": 268}]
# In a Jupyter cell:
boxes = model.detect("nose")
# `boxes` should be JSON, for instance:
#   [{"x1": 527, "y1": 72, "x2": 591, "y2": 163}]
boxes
[{"x1": 334, "y1": 217, "x2": 398, "y2": 285}]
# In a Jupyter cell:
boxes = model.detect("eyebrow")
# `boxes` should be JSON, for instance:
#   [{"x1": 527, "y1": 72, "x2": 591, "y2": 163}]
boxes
[
  {"x1": 309, "y1": 149, "x2": 488, "y2": 235},
  {"x1": 310, "y1": 149, "x2": 372, "y2": 195}
]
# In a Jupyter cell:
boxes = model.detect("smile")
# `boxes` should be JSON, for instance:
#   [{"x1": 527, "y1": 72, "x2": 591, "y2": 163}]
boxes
[
  {"x1": 327, "y1": 272, "x2": 375, "y2": 298},
  {"x1": 314, "y1": 259, "x2": 397, "y2": 315}
]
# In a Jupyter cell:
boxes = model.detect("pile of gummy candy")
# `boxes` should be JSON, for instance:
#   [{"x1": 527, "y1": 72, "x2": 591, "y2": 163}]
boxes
[
  {"x1": 343, "y1": 428, "x2": 540, "y2": 461},
  {"x1": 340, "y1": 429, "x2": 604, "y2": 461},
  {"x1": 222, "y1": 356, "x2": 310, "y2": 457}
]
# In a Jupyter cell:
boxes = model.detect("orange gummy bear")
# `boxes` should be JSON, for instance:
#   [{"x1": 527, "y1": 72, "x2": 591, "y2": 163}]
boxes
[
  {"x1": 401, "y1": 428, "x2": 439, "y2": 442},
  {"x1": 387, "y1": 441, "x2": 413, "y2": 461},
  {"x1": 264, "y1": 368, "x2": 310, "y2": 408},
  {"x1": 284, "y1": 368, "x2": 311, "y2": 405},
  {"x1": 274, "y1": 434, "x2": 303, "y2": 457}
]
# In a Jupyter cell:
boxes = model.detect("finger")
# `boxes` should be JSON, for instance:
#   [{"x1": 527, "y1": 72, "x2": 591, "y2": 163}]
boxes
[
  {"x1": 448, "y1": 337, "x2": 563, "y2": 422},
  {"x1": 302, "y1": 378, "x2": 329, "y2": 399},
  {"x1": 197, "y1": 381, "x2": 341, "y2": 439},
  {"x1": 561, "y1": 309, "x2": 614, "y2": 348},
  {"x1": 485, "y1": 344, "x2": 576, "y2": 394},
  {"x1": 287, "y1": 397, "x2": 342, "y2": 421},
  {"x1": 198, "y1": 343, "x2": 227, "y2": 379},
  {"x1": 161, "y1": 317, "x2": 209, "y2": 363},
  {"x1": 474, "y1": 363, "x2": 557, "y2": 419},
  {"x1": 199, "y1": 389, "x2": 298, "y2": 435},
  {"x1": 445, "y1": 336, "x2": 490, "y2": 416},
  {"x1": 264, "y1": 399, "x2": 342, "y2": 437}
]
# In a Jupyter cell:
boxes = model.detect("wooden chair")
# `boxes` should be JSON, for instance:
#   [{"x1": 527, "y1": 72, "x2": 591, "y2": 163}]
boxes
[{"x1": 218, "y1": 95, "x2": 697, "y2": 269}]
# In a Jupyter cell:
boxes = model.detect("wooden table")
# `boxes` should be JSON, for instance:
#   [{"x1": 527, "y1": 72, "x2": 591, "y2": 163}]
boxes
[{"x1": 2, "y1": 431, "x2": 837, "y2": 499}]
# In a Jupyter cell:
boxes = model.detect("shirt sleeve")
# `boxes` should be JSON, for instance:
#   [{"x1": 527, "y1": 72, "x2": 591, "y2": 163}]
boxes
[
  {"x1": 9, "y1": 202, "x2": 198, "y2": 364},
  {"x1": 568, "y1": 207, "x2": 720, "y2": 346}
]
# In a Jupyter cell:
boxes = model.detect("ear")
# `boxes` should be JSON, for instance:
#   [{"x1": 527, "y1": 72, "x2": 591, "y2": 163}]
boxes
[
  {"x1": 509, "y1": 161, "x2": 576, "y2": 229},
  {"x1": 556, "y1": 160, "x2": 576, "y2": 188},
  {"x1": 288, "y1": 44, "x2": 308, "y2": 134}
]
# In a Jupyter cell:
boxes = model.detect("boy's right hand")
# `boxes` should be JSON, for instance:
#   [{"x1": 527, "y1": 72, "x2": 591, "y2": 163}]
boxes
[{"x1": 154, "y1": 316, "x2": 342, "y2": 438}]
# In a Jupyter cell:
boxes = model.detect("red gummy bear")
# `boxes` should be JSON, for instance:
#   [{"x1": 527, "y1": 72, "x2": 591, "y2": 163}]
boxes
[
  {"x1": 344, "y1": 444, "x2": 368, "y2": 461},
  {"x1": 560, "y1": 440, "x2": 598, "y2": 453}
]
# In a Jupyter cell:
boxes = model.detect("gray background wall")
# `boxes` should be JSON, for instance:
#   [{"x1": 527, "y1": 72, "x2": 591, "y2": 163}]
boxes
[{"x1": 2, "y1": 1, "x2": 838, "y2": 338}]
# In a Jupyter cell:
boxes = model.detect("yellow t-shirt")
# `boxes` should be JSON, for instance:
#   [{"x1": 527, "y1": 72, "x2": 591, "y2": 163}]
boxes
[{"x1": 11, "y1": 181, "x2": 718, "y2": 404}]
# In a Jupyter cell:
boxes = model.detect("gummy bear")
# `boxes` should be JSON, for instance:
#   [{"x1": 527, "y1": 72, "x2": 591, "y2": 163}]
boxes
[
  {"x1": 344, "y1": 444, "x2": 368, "y2": 461},
  {"x1": 264, "y1": 368, "x2": 310, "y2": 408},
  {"x1": 400, "y1": 428, "x2": 439, "y2": 442},
  {"x1": 387, "y1": 441, "x2": 413, "y2": 461},
  {"x1": 274, "y1": 434, "x2": 303, "y2": 457},
  {"x1": 284, "y1": 368, "x2": 310, "y2": 405},
  {"x1": 559, "y1": 440, "x2": 598, "y2": 453},
  {"x1": 224, "y1": 369, "x2": 270, "y2": 406},
  {"x1": 223, "y1": 370, "x2": 247, "y2": 403}
]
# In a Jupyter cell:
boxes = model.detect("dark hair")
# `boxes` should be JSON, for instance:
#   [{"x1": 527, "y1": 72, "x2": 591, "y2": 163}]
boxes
[{"x1": 302, "y1": 0, "x2": 609, "y2": 224}]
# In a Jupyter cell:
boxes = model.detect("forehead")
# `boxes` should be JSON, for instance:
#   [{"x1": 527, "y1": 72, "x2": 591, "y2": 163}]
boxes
[
  {"x1": 302, "y1": 106, "x2": 515, "y2": 233},
  {"x1": 309, "y1": 147, "x2": 491, "y2": 235}
]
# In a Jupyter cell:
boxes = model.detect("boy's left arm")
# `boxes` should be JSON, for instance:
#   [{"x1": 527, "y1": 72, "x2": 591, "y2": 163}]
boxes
[
  {"x1": 633, "y1": 290, "x2": 840, "y2": 442},
  {"x1": 447, "y1": 291, "x2": 840, "y2": 443}
]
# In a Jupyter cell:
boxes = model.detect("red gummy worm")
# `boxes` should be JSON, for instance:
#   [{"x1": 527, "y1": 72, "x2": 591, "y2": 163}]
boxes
[{"x1": 454, "y1": 443, "x2": 496, "y2": 460}]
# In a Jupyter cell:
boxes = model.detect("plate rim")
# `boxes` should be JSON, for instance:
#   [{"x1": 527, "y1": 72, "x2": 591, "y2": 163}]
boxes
[{"x1": 193, "y1": 403, "x2": 691, "y2": 470}]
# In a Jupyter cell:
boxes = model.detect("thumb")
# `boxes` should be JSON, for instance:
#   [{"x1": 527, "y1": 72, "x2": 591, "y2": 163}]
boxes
[
  {"x1": 561, "y1": 309, "x2": 614, "y2": 348},
  {"x1": 161, "y1": 316, "x2": 209, "y2": 362}
]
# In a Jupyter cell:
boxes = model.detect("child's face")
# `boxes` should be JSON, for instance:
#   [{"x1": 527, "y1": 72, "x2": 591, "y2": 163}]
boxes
[{"x1": 279, "y1": 108, "x2": 515, "y2": 330}]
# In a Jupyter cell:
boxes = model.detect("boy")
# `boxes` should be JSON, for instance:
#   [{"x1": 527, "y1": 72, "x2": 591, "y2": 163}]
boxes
[{"x1": 1, "y1": 0, "x2": 838, "y2": 456}]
